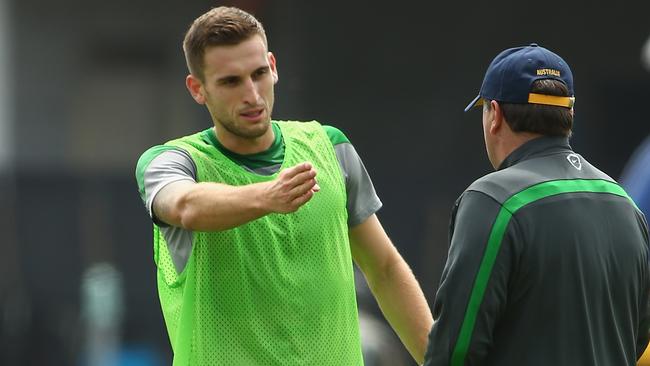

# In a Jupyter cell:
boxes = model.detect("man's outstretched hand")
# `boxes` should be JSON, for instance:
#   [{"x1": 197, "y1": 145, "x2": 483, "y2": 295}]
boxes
[{"x1": 261, "y1": 162, "x2": 320, "y2": 214}]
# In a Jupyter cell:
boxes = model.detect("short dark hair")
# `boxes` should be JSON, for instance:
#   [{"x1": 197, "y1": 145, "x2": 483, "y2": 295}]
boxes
[
  {"x1": 182, "y1": 7, "x2": 267, "y2": 80},
  {"x1": 485, "y1": 79, "x2": 573, "y2": 137}
]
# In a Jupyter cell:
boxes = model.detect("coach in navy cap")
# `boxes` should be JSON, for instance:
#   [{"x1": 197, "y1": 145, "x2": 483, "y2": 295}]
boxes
[
  {"x1": 423, "y1": 43, "x2": 650, "y2": 366},
  {"x1": 465, "y1": 43, "x2": 575, "y2": 112}
]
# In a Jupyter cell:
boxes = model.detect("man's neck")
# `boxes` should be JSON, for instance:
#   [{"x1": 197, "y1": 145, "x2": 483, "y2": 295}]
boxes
[
  {"x1": 213, "y1": 125, "x2": 275, "y2": 155},
  {"x1": 494, "y1": 131, "x2": 542, "y2": 169}
]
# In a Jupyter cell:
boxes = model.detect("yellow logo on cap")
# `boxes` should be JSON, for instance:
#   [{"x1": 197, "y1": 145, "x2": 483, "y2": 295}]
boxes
[{"x1": 537, "y1": 68, "x2": 561, "y2": 77}]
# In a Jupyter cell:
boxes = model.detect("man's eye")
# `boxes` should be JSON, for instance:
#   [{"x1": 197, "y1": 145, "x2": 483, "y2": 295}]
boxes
[{"x1": 219, "y1": 78, "x2": 238, "y2": 86}]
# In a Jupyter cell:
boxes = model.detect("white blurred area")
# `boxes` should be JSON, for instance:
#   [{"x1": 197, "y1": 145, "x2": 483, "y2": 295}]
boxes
[{"x1": 642, "y1": 33, "x2": 650, "y2": 72}]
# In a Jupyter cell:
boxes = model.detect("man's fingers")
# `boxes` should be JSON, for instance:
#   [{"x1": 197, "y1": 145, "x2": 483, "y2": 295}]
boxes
[
  {"x1": 290, "y1": 178, "x2": 317, "y2": 197},
  {"x1": 291, "y1": 188, "x2": 315, "y2": 208},
  {"x1": 269, "y1": 162, "x2": 320, "y2": 213},
  {"x1": 281, "y1": 162, "x2": 313, "y2": 180},
  {"x1": 287, "y1": 169, "x2": 317, "y2": 189}
]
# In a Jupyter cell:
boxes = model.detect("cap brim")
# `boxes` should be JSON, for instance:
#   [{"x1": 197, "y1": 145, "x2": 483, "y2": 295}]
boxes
[{"x1": 464, "y1": 95, "x2": 484, "y2": 112}]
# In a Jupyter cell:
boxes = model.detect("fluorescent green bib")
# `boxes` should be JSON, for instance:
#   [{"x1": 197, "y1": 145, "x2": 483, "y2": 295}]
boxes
[{"x1": 154, "y1": 121, "x2": 363, "y2": 365}]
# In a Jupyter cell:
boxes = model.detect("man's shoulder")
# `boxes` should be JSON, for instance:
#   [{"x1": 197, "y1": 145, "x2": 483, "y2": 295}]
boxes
[
  {"x1": 164, "y1": 129, "x2": 212, "y2": 148},
  {"x1": 466, "y1": 153, "x2": 618, "y2": 205},
  {"x1": 135, "y1": 145, "x2": 180, "y2": 177},
  {"x1": 321, "y1": 125, "x2": 350, "y2": 146},
  {"x1": 135, "y1": 145, "x2": 193, "y2": 188},
  {"x1": 465, "y1": 169, "x2": 516, "y2": 205},
  {"x1": 465, "y1": 163, "x2": 547, "y2": 205},
  {"x1": 274, "y1": 120, "x2": 351, "y2": 146}
]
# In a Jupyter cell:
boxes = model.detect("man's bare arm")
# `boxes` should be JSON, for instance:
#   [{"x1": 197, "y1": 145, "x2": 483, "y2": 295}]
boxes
[{"x1": 154, "y1": 162, "x2": 320, "y2": 231}]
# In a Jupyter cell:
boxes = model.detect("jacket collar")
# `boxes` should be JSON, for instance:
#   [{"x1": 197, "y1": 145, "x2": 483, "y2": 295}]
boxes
[{"x1": 498, "y1": 136, "x2": 572, "y2": 170}]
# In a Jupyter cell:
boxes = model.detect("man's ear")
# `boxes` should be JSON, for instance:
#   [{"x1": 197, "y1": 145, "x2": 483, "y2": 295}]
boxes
[
  {"x1": 489, "y1": 100, "x2": 504, "y2": 135},
  {"x1": 186, "y1": 74, "x2": 206, "y2": 105},
  {"x1": 268, "y1": 52, "x2": 278, "y2": 84}
]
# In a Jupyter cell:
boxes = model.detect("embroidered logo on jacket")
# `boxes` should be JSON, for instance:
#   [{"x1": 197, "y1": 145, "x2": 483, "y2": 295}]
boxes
[{"x1": 567, "y1": 154, "x2": 582, "y2": 170}]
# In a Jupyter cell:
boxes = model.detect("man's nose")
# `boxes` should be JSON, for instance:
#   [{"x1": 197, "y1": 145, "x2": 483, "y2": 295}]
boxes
[{"x1": 242, "y1": 78, "x2": 261, "y2": 105}]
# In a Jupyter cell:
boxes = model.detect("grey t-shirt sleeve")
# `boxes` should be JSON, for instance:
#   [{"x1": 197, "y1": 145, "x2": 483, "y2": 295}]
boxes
[
  {"x1": 142, "y1": 148, "x2": 197, "y2": 223},
  {"x1": 333, "y1": 142, "x2": 383, "y2": 227},
  {"x1": 138, "y1": 147, "x2": 196, "y2": 274}
]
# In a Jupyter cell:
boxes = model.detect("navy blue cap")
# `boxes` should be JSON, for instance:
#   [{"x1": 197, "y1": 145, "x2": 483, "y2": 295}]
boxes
[{"x1": 465, "y1": 43, "x2": 575, "y2": 112}]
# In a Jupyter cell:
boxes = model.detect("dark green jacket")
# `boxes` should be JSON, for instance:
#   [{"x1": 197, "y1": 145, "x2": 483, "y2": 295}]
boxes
[{"x1": 425, "y1": 136, "x2": 650, "y2": 366}]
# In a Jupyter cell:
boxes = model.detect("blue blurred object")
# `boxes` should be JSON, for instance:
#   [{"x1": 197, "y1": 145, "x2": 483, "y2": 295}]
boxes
[
  {"x1": 117, "y1": 345, "x2": 163, "y2": 366},
  {"x1": 620, "y1": 135, "x2": 650, "y2": 216}
]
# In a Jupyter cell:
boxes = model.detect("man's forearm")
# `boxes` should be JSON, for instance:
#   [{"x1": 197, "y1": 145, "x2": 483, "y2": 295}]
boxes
[
  {"x1": 173, "y1": 181, "x2": 270, "y2": 231},
  {"x1": 154, "y1": 162, "x2": 319, "y2": 231},
  {"x1": 365, "y1": 255, "x2": 433, "y2": 365}
]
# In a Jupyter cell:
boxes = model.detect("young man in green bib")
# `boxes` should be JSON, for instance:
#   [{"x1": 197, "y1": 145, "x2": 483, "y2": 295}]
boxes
[{"x1": 135, "y1": 6, "x2": 432, "y2": 365}]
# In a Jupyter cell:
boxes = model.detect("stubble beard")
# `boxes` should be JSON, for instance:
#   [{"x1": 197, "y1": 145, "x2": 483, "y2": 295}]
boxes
[{"x1": 221, "y1": 115, "x2": 271, "y2": 139}]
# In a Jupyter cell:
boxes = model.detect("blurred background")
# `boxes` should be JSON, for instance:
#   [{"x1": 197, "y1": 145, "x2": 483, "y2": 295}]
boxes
[{"x1": 1, "y1": 0, "x2": 649, "y2": 365}]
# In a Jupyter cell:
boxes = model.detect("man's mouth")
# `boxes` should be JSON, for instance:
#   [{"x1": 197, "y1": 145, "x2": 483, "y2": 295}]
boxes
[{"x1": 240, "y1": 108, "x2": 264, "y2": 121}]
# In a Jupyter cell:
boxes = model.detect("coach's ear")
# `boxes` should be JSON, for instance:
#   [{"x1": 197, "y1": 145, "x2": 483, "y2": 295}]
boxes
[
  {"x1": 186, "y1": 74, "x2": 206, "y2": 105},
  {"x1": 489, "y1": 100, "x2": 504, "y2": 135}
]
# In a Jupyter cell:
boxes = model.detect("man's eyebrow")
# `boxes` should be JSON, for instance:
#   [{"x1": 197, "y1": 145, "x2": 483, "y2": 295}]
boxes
[{"x1": 251, "y1": 65, "x2": 270, "y2": 74}]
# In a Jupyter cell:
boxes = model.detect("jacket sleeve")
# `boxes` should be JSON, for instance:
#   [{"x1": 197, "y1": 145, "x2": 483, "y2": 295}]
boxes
[{"x1": 424, "y1": 190, "x2": 517, "y2": 365}]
